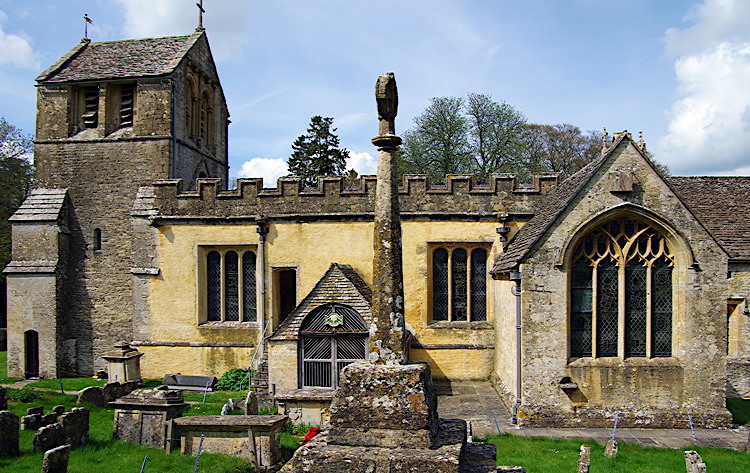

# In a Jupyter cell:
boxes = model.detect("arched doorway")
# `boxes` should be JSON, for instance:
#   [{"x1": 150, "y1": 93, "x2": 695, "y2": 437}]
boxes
[
  {"x1": 24, "y1": 330, "x2": 39, "y2": 378},
  {"x1": 299, "y1": 303, "x2": 368, "y2": 388}
]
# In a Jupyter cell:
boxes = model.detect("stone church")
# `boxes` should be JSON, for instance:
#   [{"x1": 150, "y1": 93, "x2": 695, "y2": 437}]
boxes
[{"x1": 5, "y1": 30, "x2": 750, "y2": 427}]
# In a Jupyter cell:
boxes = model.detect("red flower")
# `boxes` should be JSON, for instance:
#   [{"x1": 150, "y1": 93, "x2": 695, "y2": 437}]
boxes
[{"x1": 302, "y1": 427, "x2": 321, "y2": 445}]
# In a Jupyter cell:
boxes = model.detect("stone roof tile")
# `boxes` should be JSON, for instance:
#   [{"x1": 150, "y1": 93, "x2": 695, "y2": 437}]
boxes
[
  {"x1": 668, "y1": 176, "x2": 750, "y2": 261},
  {"x1": 10, "y1": 188, "x2": 68, "y2": 222},
  {"x1": 37, "y1": 34, "x2": 198, "y2": 83}
]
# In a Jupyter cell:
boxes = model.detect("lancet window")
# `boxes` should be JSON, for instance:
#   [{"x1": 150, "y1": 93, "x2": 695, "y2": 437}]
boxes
[{"x1": 570, "y1": 217, "x2": 673, "y2": 358}]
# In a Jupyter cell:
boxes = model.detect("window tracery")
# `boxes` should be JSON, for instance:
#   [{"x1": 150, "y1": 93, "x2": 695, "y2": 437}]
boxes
[{"x1": 570, "y1": 218, "x2": 674, "y2": 358}]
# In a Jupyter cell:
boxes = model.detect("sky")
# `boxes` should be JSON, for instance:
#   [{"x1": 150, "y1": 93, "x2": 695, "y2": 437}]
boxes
[{"x1": 1, "y1": 0, "x2": 749, "y2": 184}]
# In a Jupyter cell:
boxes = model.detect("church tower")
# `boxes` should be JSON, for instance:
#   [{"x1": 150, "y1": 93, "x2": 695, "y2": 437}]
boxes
[{"x1": 5, "y1": 30, "x2": 229, "y2": 378}]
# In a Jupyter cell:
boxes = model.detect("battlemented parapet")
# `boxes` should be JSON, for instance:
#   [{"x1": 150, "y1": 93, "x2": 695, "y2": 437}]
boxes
[{"x1": 144, "y1": 173, "x2": 559, "y2": 222}]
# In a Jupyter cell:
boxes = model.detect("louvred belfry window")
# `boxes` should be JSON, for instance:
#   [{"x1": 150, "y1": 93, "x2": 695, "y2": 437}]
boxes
[
  {"x1": 570, "y1": 218, "x2": 674, "y2": 358},
  {"x1": 300, "y1": 304, "x2": 368, "y2": 388}
]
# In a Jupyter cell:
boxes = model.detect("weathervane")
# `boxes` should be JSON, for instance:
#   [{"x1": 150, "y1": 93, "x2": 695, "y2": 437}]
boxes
[
  {"x1": 196, "y1": 1, "x2": 206, "y2": 30},
  {"x1": 84, "y1": 14, "x2": 93, "y2": 39}
]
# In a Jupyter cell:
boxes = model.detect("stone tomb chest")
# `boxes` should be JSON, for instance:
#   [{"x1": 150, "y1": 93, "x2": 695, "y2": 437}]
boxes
[
  {"x1": 110, "y1": 389, "x2": 188, "y2": 449},
  {"x1": 167, "y1": 415, "x2": 288, "y2": 467}
]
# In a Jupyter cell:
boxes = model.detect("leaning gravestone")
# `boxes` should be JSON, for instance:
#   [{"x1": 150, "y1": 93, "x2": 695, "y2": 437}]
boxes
[
  {"x1": 41, "y1": 444, "x2": 70, "y2": 473},
  {"x1": 34, "y1": 423, "x2": 66, "y2": 453},
  {"x1": 0, "y1": 411, "x2": 19, "y2": 456},
  {"x1": 684, "y1": 450, "x2": 707, "y2": 473},
  {"x1": 577, "y1": 444, "x2": 591, "y2": 473},
  {"x1": 604, "y1": 438, "x2": 618, "y2": 457},
  {"x1": 60, "y1": 408, "x2": 89, "y2": 447},
  {"x1": 244, "y1": 391, "x2": 258, "y2": 415}
]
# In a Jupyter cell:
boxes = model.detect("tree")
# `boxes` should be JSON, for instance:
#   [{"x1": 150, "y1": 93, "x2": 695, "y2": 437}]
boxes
[
  {"x1": 400, "y1": 97, "x2": 472, "y2": 183},
  {"x1": 522, "y1": 124, "x2": 602, "y2": 179},
  {"x1": 0, "y1": 117, "x2": 34, "y2": 278},
  {"x1": 464, "y1": 93, "x2": 528, "y2": 181},
  {"x1": 288, "y1": 116, "x2": 350, "y2": 187}
]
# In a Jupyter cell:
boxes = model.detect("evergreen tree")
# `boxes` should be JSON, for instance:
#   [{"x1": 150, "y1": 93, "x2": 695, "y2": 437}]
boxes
[{"x1": 288, "y1": 116, "x2": 350, "y2": 187}]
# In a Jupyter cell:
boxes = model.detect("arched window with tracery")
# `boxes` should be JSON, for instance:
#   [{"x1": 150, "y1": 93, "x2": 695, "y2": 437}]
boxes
[
  {"x1": 299, "y1": 304, "x2": 368, "y2": 388},
  {"x1": 570, "y1": 217, "x2": 674, "y2": 359}
]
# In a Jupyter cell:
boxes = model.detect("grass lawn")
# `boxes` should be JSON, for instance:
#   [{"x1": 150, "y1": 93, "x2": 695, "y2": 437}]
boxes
[
  {"x1": 483, "y1": 434, "x2": 750, "y2": 473},
  {"x1": 0, "y1": 350, "x2": 22, "y2": 384},
  {"x1": 26, "y1": 377, "x2": 107, "y2": 392},
  {"x1": 0, "y1": 381, "x2": 304, "y2": 472}
]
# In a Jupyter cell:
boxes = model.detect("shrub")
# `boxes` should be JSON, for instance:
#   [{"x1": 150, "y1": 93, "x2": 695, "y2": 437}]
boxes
[
  {"x1": 214, "y1": 368, "x2": 252, "y2": 391},
  {"x1": 7, "y1": 387, "x2": 42, "y2": 403}
]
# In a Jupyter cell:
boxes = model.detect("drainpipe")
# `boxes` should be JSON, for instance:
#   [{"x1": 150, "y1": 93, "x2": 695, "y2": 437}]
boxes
[
  {"x1": 509, "y1": 270, "x2": 522, "y2": 424},
  {"x1": 256, "y1": 223, "x2": 269, "y2": 357}
]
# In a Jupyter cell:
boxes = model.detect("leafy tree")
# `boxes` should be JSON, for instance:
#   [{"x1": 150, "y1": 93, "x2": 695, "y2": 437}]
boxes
[
  {"x1": 465, "y1": 93, "x2": 528, "y2": 181},
  {"x1": 0, "y1": 117, "x2": 34, "y2": 274},
  {"x1": 400, "y1": 97, "x2": 472, "y2": 183},
  {"x1": 522, "y1": 124, "x2": 602, "y2": 179},
  {"x1": 288, "y1": 116, "x2": 350, "y2": 187}
]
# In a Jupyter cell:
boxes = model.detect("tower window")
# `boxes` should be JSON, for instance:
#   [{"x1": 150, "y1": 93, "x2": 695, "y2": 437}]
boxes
[
  {"x1": 93, "y1": 228, "x2": 102, "y2": 251},
  {"x1": 119, "y1": 84, "x2": 134, "y2": 128},
  {"x1": 81, "y1": 86, "x2": 98, "y2": 128}
]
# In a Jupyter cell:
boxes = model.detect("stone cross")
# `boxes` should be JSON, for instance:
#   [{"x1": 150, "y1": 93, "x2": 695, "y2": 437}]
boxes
[
  {"x1": 370, "y1": 72, "x2": 406, "y2": 365},
  {"x1": 196, "y1": 1, "x2": 206, "y2": 30}
]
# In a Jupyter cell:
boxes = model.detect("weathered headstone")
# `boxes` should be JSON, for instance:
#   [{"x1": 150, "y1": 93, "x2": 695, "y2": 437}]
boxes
[
  {"x1": 28, "y1": 406, "x2": 44, "y2": 415},
  {"x1": 102, "y1": 382, "x2": 123, "y2": 402},
  {"x1": 0, "y1": 387, "x2": 6, "y2": 410},
  {"x1": 244, "y1": 391, "x2": 258, "y2": 415},
  {"x1": 60, "y1": 408, "x2": 89, "y2": 447},
  {"x1": 77, "y1": 386, "x2": 106, "y2": 407},
  {"x1": 41, "y1": 444, "x2": 70, "y2": 473},
  {"x1": 577, "y1": 444, "x2": 591, "y2": 473},
  {"x1": 604, "y1": 438, "x2": 618, "y2": 457},
  {"x1": 0, "y1": 411, "x2": 19, "y2": 456},
  {"x1": 52, "y1": 405, "x2": 66, "y2": 416},
  {"x1": 685, "y1": 450, "x2": 707, "y2": 473},
  {"x1": 34, "y1": 423, "x2": 66, "y2": 453},
  {"x1": 22, "y1": 414, "x2": 44, "y2": 430}
]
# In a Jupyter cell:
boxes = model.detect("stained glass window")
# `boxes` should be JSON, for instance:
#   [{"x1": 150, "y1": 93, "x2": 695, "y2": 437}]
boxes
[
  {"x1": 452, "y1": 248, "x2": 468, "y2": 321},
  {"x1": 433, "y1": 248, "x2": 449, "y2": 321},
  {"x1": 242, "y1": 251, "x2": 257, "y2": 322},
  {"x1": 570, "y1": 217, "x2": 674, "y2": 358},
  {"x1": 571, "y1": 261, "x2": 593, "y2": 357},
  {"x1": 471, "y1": 248, "x2": 487, "y2": 321},
  {"x1": 206, "y1": 251, "x2": 221, "y2": 321},
  {"x1": 204, "y1": 248, "x2": 258, "y2": 323}
]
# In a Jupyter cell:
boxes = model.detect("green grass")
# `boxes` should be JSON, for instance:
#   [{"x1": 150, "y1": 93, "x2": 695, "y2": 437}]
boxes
[
  {"x1": 0, "y1": 350, "x2": 22, "y2": 384},
  {"x1": 481, "y1": 434, "x2": 750, "y2": 473},
  {"x1": 26, "y1": 377, "x2": 106, "y2": 391},
  {"x1": 727, "y1": 398, "x2": 750, "y2": 425}
]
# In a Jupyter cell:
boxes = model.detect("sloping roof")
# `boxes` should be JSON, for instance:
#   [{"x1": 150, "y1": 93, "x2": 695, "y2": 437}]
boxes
[
  {"x1": 9, "y1": 188, "x2": 68, "y2": 222},
  {"x1": 270, "y1": 263, "x2": 373, "y2": 341},
  {"x1": 668, "y1": 176, "x2": 750, "y2": 261},
  {"x1": 491, "y1": 138, "x2": 621, "y2": 273},
  {"x1": 37, "y1": 34, "x2": 199, "y2": 83}
]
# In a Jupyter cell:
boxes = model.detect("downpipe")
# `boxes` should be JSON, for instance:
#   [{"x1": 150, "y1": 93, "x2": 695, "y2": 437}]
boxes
[{"x1": 510, "y1": 270, "x2": 522, "y2": 424}]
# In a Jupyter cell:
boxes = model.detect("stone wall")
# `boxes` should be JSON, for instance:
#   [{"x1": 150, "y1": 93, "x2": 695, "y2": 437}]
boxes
[{"x1": 516, "y1": 141, "x2": 732, "y2": 427}]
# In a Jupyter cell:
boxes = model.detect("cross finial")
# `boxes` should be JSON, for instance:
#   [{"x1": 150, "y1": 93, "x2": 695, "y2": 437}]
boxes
[
  {"x1": 375, "y1": 72, "x2": 398, "y2": 136},
  {"x1": 196, "y1": 1, "x2": 206, "y2": 31}
]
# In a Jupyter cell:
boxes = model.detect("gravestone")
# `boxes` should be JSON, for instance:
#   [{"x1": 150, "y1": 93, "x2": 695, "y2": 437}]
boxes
[
  {"x1": 102, "y1": 342, "x2": 143, "y2": 382},
  {"x1": 60, "y1": 408, "x2": 89, "y2": 447},
  {"x1": 684, "y1": 450, "x2": 707, "y2": 473},
  {"x1": 41, "y1": 444, "x2": 70, "y2": 473},
  {"x1": 577, "y1": 444, "x2": 591, "y2": 473},
  {"x1": 77, "y1": 386, "x2": 105, "y2": 406},
  {"x1": 0, "y1": 387, "x2": 6, "y2": 410},
  {"x1": 28, "y1": 406, "x2": 44, "y2": 415},
  {"x1": 52, "y1": 405, "x2": 66, "y2": 416},
  {"x1": 34, "y1": 423, "x2": 65, "y2": 453},
  {"x1": 244, "y1": 391, "x2": 258, "y2": 415},
  {"x1": 604, "y1": 438, "x2": 618, "y2": 457},
  {"x1": 0, "y1": 411, "x2": 19, "y2": 456},
  {"x1": 21, "y1": 414, "x2": 44, "y2": 430}
]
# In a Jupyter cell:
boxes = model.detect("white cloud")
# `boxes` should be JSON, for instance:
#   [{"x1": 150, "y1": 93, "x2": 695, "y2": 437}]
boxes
[
  {"x1": 657, "y1": 0, "x2": 750, "y2": 175},
  {"x1": 113, "y1": 0, "x2": 249, "y2": 62},
  {"x1": 236, "y1": 157, "x2": 288, "y2": 187},
  {"x1": 346, "y1": 150, "x2": 377, "y2": 176},
  {"x1": 0, "y1": 10, "x2": 39, "y2": 69}
]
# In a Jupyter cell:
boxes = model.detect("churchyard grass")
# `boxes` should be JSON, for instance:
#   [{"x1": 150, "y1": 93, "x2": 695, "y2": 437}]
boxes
[
  {"x1": 482, "y1": 433, "x2": 750, "y2": 473},
  {"x1": 0, "y1": 386, "x2": 296, "y2": 472},
  {"x1": 26, "y1": 377, "x2": 106, "y2": 391},
  {"x1": 726, "y1": 397, "x2": 750, "y2": 425},
  {"x1": 0, "y1": 350, "x2": 22, "y2": 383}
]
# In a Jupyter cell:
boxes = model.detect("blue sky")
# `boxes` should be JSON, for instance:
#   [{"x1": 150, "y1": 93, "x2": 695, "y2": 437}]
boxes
[{"x1": 1, "y1": 0, "x2": 749, "y2": 183}]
